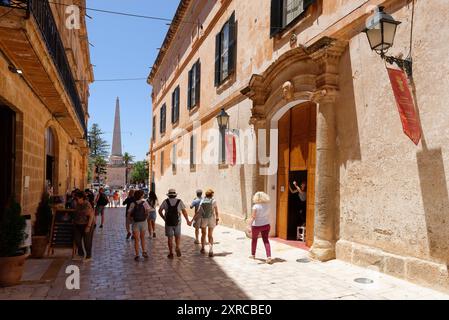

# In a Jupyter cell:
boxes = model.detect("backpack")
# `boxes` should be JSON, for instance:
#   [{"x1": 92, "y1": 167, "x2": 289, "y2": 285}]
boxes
[
  {"x1": 131, "y1": 201, "x2": 148, "y2": 222},
  {"x1": 200, "y1": 198, "x2": 214, "y2": 219},
  {"x1": 165, "y1": 199, "x2": 181, "y2": 227},
  {"x1": 97, "y1": 193, "x2": 109, "y2": 206}
]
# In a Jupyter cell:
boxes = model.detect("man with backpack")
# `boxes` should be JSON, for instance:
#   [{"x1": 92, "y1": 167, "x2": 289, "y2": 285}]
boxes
[
  {"x1": 127, "y1": 190, "x2": 151, "y2": 261},
  {"x1": 193, "y1": 189, "x2": 220, "y2": 257},
  {"x1": 94, "y1": 188, "x2": 109, "y2": 228},
  {"x1": 158, "y1": 189, "x2": 191, "y2": 259}
]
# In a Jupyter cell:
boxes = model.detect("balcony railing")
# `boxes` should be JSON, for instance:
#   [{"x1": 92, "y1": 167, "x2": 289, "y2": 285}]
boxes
[{"x1": 0, "y1": 0, "x2": 87, "y2": 138}]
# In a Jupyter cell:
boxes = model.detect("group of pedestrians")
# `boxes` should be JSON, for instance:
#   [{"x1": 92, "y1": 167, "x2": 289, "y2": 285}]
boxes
[{"x1": 125, "y1": 187, "x2": 273, "y2": 264}]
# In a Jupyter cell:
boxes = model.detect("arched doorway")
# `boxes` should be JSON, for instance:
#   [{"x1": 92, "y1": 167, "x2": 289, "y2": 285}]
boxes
[
  {"x1": 276, "y1": 102, "x2": 316, "y2": 247},
  {"x1": 45, "y1": 127, "x2": 57, "y2": 194},
  {"x1": 0, "y1": 105, "x2": 15, "y2": 209}
]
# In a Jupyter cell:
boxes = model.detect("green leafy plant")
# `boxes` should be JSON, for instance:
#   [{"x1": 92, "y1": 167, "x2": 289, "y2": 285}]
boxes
[
  {"x1": 0, "y1": 199, "x2": 26, "y2": 257},
  {"x1": 34, "y1": 193, "x2": 53, "y2": 237}
]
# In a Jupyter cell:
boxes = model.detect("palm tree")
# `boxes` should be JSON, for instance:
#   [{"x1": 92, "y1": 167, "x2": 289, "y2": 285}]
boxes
[{"x1": 123, "y1": 152, "x2": 134, "y2": 186}]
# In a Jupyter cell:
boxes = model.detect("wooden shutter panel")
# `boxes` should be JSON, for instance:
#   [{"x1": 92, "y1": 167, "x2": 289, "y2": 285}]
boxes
[
  {"x1": 171, "y1": 91, "x2": 175, "y2": 124},
  {"x1": 270, "y1": 0, "x2": 282, "y2": 37},
  {"x1": 228, "y1": 12, "x2": 237, "y2": 75},
  {"x1": 190, "y1": 135, "x2": 194, "y2": 167},
  {"x1": 187, "y1": 69, "x2": 192, "y2": 110},
  {"x1": 214, "y1": 33, "x2": 221, "y2": 86},
  {"x1": 195, "y1": 61, "x2": 201, "y2": 105},
  {"x1": 176, "y1": 87, "x2": 180, "y2": 121},
  {"x1": 303, "y1": 0, "x2": 316, "y2": 10}
]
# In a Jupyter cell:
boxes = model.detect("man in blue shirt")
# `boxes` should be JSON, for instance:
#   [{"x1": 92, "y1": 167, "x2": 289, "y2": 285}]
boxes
[{"x1": 190, "y1": 189, "x2": 203, "y2": 244}]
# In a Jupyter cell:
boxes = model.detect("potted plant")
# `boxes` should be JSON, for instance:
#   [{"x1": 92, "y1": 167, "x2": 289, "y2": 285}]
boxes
[
  {"x1": 0, "y1": 198, "x2": 27, "y2": 287},
  {"x1": 31, "y1": 192, "x2": 53, "y2": 258}
]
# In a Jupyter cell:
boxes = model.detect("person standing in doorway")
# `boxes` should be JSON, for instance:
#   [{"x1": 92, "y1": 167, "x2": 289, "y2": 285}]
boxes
[
  {"x1": 158, "y1": 189, "x2": 191, "y2": 259},
  {"x1": 247, "y1": 191, "x2": 272, "y2": 264},
  {"x1": 190, "y1": 189, "x2": 203, "y2": 245},
  {"x1": 94, "y1": 187, "x2": 108, "y2": 229},
  {"x1": 147, "y1": 191, "x2": 158, "y2": 239},
  {"x1": 122, "y1": 189, "x2": 135, "y2": 240},
  {"x1": 73, "y1": 191, "x2": 95, "y2": 262},
  {"x1": 289, "y1": 181, "x2": 307, "y2": 227},
  {"x1": 127, "y1": 190, "x2": 150, "y2": 261},
  {"x1": 193, "y1": 189, "x2": 219, "y2": 257}
]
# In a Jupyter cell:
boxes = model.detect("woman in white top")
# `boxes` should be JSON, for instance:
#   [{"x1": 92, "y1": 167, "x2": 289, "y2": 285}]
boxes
[{"x1": 247, "y1": 192, "x2": 272, "y2": 264}]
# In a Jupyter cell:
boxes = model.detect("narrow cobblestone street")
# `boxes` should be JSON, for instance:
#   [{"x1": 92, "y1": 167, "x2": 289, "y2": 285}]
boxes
[{"x1": 0, "y1": 207, "x2": 448, "y2": 300}]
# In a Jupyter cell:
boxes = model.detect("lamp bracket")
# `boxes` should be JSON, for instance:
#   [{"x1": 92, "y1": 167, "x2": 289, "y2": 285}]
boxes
[{"x1": 383, "y1": 54, "x2": 413, "y2": 79}]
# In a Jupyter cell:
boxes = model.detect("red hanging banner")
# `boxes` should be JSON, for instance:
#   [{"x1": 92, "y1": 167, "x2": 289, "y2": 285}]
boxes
[
  {"x1": 387, "y1": 68, "x2": 422, "y2": 145},
  {"x1": 225, "y1": 133, "x2": 236, "y2": 166}
]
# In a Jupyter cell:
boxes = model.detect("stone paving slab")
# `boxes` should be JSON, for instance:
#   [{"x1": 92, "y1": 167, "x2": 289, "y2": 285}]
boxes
[{"x1": 0, "y1": 207, "x2": 448, "y2": 300}]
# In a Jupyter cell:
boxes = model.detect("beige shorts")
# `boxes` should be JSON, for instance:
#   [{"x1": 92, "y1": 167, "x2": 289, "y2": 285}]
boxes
[{"x1": 199, "y1": 216, "x2": 216, "y2": 229}]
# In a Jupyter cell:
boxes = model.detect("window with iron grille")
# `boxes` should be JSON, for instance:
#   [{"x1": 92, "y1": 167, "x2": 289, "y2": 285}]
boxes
[
  {"x1": 215, "y1": 12, "x2": 236, "y2": 86},
  {"x1": 188, "y1": 60, "x2": 201, "y2": 110}
]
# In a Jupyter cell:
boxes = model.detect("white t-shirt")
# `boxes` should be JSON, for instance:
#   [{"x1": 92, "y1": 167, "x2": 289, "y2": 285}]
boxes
[{"x1": 252, "y1": 203, "x2": 270, "y2": 227}]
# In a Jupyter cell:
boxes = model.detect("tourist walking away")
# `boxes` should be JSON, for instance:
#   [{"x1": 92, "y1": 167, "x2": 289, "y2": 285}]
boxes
[
  {"x1": 127, "y1": 190, "x2": 151, "y2": 261},
  {"x1": 105, "y1": 189, "x2": 113, "y2": 208},
  {"x1": 73, "y1": 191, "x2": 95, "y2": 262},
  {"x1": 113, "y1": 190, "x2": 120, "y2": 208},
  {"x1": 158, "y1": 189, "x2": 191, "y2": 259},
  {"x1": 94, "y1": 187, "x2": 109, "y2": 228},
  {"x1": 193, "y1": 189, "x2": 219, "y2": 257},
  {"x1": 122, "y1": 189, "x2": 135, "y2": 240},
  {"x1": 289, "y1": 181, "x2": 307, "y2": 228},
  {"x1": 247, "y1": 192, "x2": 272, "y2": 264},
  {"x1": 190, "y1": 189, "x2": 203, "y2": 244},
  {"x1": 147, "y1": 191, "x2": 159, "y2": 238}
]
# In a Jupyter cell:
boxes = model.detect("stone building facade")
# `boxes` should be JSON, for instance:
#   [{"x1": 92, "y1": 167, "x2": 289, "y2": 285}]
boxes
[
  {"x1": 0, "y1": 1, "x2": 93, "y2": 217},
  {"x1": 148, "y1": 0, "x2": 449, "y2": 292}
]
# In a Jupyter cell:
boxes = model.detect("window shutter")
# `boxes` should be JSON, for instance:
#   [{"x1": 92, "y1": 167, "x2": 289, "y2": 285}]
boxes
[
  {"x1": 171, "y1": 91, "x2": 175, "y2": 124},
  {"x1": 195, "y1": 61, "x2": 201, "y2": 105},
  {"x1": 176, "y1": 87, "x2": 180, "y2": 121},
  {"x1": 303, "y1": 0, "x2": 316, "y2": 10},
  {"x1": 190, "y1": 135, "x2": 194, "y2": 167},
  {"x1": 214, "y1": 33, "x2": 221, "y2": 86},
  {"x1": 187, "y1": 69, "x2": 192, "y2": 110},
  {"x1": 228, "y1": 12, "x2": 237, "y2": 75},
  {"x1": 270, "y1": 0, "x2": 282, "y2": 37}
]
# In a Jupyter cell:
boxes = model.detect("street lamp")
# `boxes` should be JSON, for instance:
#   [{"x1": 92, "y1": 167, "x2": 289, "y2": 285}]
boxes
[
  {"x1": 216, "y1": 108, "x2": 230, "y2": 164},
  {"x1": 216, "y1": 108, "x2": 230, "y2": 130},
  {"x1": 364, "y1": 6, "x2": 412, "y2": 78}
]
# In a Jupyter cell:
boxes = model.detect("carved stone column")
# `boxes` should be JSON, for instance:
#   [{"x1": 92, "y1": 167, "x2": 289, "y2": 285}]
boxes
[{"x1": 308, "y1": 41, "x2": 346, "y2": 261}]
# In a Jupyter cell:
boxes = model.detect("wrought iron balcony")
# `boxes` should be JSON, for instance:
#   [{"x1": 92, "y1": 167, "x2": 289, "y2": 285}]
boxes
[{"x1": 0, "y1": 0, "x2": 87, "y2": 138}]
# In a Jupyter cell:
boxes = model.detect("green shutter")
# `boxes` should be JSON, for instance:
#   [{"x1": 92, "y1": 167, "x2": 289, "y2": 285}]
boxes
[
  {"x1": 228, "y1": 12, "x2": 237, "y2": 75},
  {"x1": 187, "y1": 69, "x2": 192, "y2": 110},
  {"x1": 214, "y1": 33, "x2": 221, "y2": 86},
  {"x1": 195, "y1": 60, "x2": 201, "y2": 105},
  {"x1": 270, "y1": 0, "x2": 282, "y2": 37}
]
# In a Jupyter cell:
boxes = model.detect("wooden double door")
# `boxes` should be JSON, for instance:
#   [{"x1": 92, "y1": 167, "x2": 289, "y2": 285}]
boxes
[{"x1": 276, "y1": 103, "x2": 316, "y2": 247}]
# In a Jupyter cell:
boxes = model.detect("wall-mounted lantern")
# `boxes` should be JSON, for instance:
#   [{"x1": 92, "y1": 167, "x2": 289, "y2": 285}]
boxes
[
  {"x1": 364, "y1": 6, "x2": 412, "y2": 78},
  {"x1": 216, "y1": 108, "x2": 230, "y2": 164}
]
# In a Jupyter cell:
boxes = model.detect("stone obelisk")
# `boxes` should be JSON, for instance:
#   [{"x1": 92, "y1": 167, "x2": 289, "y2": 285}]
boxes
[{"x1": 107, "y1": 97, "x2": 126, "y2": 188}]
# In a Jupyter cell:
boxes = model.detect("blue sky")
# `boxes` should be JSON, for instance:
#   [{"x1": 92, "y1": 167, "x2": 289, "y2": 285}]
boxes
[{"x1": 86, "y1": 0, "x2": 179, "y2": 161}]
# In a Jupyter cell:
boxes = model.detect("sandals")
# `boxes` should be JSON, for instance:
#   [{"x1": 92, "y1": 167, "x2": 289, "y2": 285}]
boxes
[
  {"x1": 134, "y1": 256, "x2": 140, "y2": 261},
  {"x1": 167, "y1": 253, "x2": 174, "y2": 259},
  {"x1": 200, "y1": 248, "x2": 206, "y2": 254},
  {"x1": 142, "y1": 252, "x2": 149, "y2": 258},
  {"x1": 176, "y1": 248, "x2": 182, "y2": 257}
]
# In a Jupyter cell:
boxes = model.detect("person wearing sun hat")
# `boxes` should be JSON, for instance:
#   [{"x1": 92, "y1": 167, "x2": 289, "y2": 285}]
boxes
[{"x1": 158, "y1": 188, "x2": 191, "y2": 259}]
